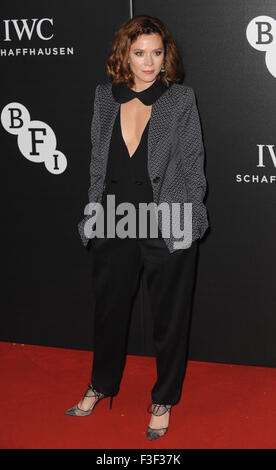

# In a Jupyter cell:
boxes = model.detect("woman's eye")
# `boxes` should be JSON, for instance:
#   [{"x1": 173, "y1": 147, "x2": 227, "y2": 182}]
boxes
[{"x1": 135, "y1": 51, "x2": 162, "y2": 56}]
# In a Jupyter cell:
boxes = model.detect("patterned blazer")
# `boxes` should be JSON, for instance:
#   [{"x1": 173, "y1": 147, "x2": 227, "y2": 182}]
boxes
[{"x1": 78, "y1": 81, "x2": 209, "y2": 253}]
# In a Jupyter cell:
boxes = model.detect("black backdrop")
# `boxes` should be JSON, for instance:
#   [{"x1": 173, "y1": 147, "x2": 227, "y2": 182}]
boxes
[{"x1": 1, "y1": 0, "x2": 276, "y2": 367}]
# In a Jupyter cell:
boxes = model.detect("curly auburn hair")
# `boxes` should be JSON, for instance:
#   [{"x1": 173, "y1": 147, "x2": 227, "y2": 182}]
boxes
[{"x1": 106, "y1": 14, "x2": 184, "y2": 88}]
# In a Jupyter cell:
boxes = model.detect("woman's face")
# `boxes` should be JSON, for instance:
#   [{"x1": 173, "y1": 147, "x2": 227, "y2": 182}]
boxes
[{"x1": 128, "y1": 33, "x2": 164, "y2": 89}]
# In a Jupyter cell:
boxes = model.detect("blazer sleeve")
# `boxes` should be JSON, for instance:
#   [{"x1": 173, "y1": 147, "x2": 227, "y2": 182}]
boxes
[
  {"x1": 178, "y1": 87, "x2": 208, "y2": 239},
  {"x1": 77, "y1": 84, "x2": 102, "y2": 247},
  {"x1": 87, "y1": 83, "x2": 102, "y2": 201}
]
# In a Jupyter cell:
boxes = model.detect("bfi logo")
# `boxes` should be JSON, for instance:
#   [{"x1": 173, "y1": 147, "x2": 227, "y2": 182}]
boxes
[
  {"x1": 1, "y1": 103, "x2": 67, "y2": 174},
  {"x1": 1, "y1": 18, "x2": 54, "y2": 41},
  {"x1": 246, "y1": 15, "x2": 276, "y2": 78}
]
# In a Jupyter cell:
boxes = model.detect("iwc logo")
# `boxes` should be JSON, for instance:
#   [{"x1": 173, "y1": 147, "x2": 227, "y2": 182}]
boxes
[
  {"x1": 0, "y1": 18, "x2": 74, "y2": 57},
  {"x1": 236, "y1": 144, "x2": 276, "y2": 184}
]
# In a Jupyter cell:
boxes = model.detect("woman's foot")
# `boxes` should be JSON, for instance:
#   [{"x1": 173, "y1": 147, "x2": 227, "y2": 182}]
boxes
[
  {"x1": 65, "y1": 383, "x2": 105, "y2": 417},
  {"x1": 147, "y1": 404, "x2": 172, "y2": 440},
  {"x1": 77, "y1": 394, "x2": 98, "y2": 411}
]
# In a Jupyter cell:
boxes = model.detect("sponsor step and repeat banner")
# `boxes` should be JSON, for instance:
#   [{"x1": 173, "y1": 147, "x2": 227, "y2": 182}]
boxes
[{"x1": 1, "y1": 1, "x2": 276, "y2": 367}]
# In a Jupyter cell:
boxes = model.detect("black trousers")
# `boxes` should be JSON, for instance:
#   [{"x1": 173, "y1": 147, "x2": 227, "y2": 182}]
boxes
[{"x1": 89, "y1": 236, "x2": 199, "y2": 406}]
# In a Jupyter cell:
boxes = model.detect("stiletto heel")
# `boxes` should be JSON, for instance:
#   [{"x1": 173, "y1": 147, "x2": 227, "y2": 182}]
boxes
[
  {"x1": 65, "y1": 383, "x2": 114, "y2": 417},
  {"x1": 146, "y1": 403, "x2": 172, "y2": 440}
]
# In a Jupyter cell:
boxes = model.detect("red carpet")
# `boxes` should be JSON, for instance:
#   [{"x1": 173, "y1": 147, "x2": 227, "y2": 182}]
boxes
[{"x1": 0, "y1": 341, "x2": 276, "y2": 449}]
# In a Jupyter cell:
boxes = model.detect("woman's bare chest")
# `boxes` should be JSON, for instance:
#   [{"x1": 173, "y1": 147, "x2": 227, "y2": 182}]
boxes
[{"x1": 120, "y1": 98, "x2": 152, "y2": 158}]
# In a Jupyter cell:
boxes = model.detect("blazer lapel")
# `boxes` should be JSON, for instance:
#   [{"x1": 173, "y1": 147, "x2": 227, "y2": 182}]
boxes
[
  {"x1": 147, "y1": 87, "x2": 173, "y2": 163},
  {"x1": 100, "y1": 91, "x2": 120, "y2": 178}
]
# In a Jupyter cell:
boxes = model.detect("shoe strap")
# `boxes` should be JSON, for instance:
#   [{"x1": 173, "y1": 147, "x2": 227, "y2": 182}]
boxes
[
  {"x1": 148, "y1": 426, "x2": 168, "y2": 431},
  {"x1": 147, "y1": 403, "x2": 172, "y2": 416},
  {"x1": 84, "y1": 383, "x2": 105, "y2": 399}
]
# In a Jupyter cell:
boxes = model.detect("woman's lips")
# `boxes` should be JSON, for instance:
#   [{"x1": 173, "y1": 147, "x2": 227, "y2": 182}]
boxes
[{"x1": 143, "y1": 70, "x2": 154, "y2": 74}]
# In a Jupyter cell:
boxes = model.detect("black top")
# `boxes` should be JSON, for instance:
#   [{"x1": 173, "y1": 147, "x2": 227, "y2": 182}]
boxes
[{"x1": 102, "y1": 78, "x2": 170, "y2": 238}]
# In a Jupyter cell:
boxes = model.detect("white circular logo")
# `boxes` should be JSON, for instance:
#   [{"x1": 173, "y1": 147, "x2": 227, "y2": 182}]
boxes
[
  {"x1": 1, "y1": 102, "x2": 67, "y2": 174},
  {"x1": 246, "y1": 15, "x2": 276, "y2": 78}
]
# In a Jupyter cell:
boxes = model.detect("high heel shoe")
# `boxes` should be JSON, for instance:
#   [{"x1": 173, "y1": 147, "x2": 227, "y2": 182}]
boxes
[
  {"x1": 64, "y1": 383, "x2": 113, "y2": 417},
  {"x1": 146, "y1": 403, "x2": 172, "y2": 440}
]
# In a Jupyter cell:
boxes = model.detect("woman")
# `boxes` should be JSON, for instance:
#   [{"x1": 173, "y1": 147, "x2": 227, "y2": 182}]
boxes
[{"x1": 65, "y1": 15, "x2": 209, "y2": 441}]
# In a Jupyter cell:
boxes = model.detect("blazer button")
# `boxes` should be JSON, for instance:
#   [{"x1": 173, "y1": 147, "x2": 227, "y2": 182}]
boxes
[{"x1": 153, "y1": 176, "x2": 160, "y2": 184}]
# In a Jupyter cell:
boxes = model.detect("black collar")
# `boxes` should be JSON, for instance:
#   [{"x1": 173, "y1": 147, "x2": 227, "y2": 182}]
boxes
[{"x1": 112, "y1": 78, "x2": 170, "y2": 106}]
